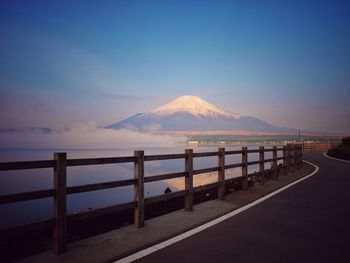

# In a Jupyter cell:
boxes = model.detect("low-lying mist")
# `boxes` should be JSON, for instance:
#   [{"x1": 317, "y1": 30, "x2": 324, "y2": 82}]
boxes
[{"x1": 0, "y1": 122, "x2": 186, "y2": 149}]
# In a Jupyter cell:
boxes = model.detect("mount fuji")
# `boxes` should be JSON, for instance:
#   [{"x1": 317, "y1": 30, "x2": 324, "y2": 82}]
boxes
[{"x1": 107, "y1": 95, "x2": 295, "y2": 133}]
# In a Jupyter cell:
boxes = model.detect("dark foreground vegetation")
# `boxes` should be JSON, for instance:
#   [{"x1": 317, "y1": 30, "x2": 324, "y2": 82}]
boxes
[{"x1": 327, "y1": 137, "x2": 350, "y2": 161}]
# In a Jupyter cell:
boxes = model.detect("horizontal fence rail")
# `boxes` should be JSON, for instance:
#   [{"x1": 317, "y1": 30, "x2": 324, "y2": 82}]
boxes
[
  {"x1": 0, "y1": 144, "x2": 303, "y2": 256},
  {"x1": 67, "y1": 156, "x2": 136, "y2": 166},
  {"x1": 0, "y1": 160, "x2": 55, "y2": 171}
]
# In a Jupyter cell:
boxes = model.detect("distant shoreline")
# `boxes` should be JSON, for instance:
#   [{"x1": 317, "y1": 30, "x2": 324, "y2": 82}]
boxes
[{"x1": 154, "y1": 130, "x2": 347, "y2": 137}]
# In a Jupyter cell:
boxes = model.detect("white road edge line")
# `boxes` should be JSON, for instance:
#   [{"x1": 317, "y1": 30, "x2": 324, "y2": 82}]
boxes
[
  {"x1": 114, "y1": 160, "x2": 319, "y2": 263},
  {"x1": 323, "y1": 152, "x2": 350, "y2": 164}
]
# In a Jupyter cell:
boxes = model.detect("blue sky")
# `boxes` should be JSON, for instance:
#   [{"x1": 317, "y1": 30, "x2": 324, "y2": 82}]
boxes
[{"x1": 1, "y1": 0, "x2": 349, "y2": 133}]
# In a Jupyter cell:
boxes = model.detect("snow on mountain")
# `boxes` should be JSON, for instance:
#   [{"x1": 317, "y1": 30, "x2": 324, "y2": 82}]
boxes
[
  {"x1": 149, "y1": 95, "x2": 239, "y2": 118},
  {"x1": 107, "y1": 95, "x2": 294, "y2": 132}
]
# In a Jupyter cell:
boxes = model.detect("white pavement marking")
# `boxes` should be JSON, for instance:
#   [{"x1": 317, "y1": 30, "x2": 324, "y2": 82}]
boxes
[
  {"x1": 323, "y1": 152, "x2": 350, "y2": 164},
  {"x1": 114, "y1": 160, "x2": 319, "y2": 263}
]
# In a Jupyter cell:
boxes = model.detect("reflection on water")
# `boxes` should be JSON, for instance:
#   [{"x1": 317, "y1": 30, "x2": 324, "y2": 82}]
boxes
[{"x1": 0, "y1": 145, "x2": 282, "y2": 228}]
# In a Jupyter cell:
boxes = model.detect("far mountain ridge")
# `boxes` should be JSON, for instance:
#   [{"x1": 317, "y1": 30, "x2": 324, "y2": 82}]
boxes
[{"x1": 107, "y1": 95, "x2": 296, "y2": 133}]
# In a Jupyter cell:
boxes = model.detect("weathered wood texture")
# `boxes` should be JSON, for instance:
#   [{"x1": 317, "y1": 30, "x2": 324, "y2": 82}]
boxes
[
  {"x1": 218, "y1": 148, "x2": 225, "y2": 200},
  {"x1": 259, "y1": 146, "x2": 265, "y2": 185},
  {"x1": 0, "y1": 144, "x2": 303, "y2": 256},
  {"x1": 185, "y1": 149, "x2": 194, "y2": 211},
  {"x1": 67, "y1": 179, "x2": 136, "y2": 194},
  {"x1": 134, "y1": 151, "x2": 144, "y2": 228},
  {"x1": 287, "y1": 144, "x2": 292, "y2": 173},
  {"x1": 67, "y1": 156, "x2": 135, "y2": 166},
  {"x1": 144, "y1": 153, "x2": 186, "y2": 161},
  {"x1": 273, "y1": 146, "x2": 278, "y2": 179},
  {"x1": 225, "y1": 163, "x2": 243, "y2": 169},
  {"x1": 193, "y1": 166, "x2": 219, "y2": 175},
  {"x1": 242, "y1": 147, "x2": 248, "y2": 191},
  {"x1": 0, "y1": 160, "x2": 54, "y2": 171},
  {"x1": 193, "y1": 152, "x2": 219, "y2": 158},
  {"x1": 225, "y1": 150, "x2": 242, "y2": 155},
  {"x1": 298, "y1": 145, "x2": 303, "y2": 169},
  {"x1": 0, "y1": 189, "x2": 54, "y2": 204},
  {"x1": 53, "y1": 152, "x2": 67, "y2": 255},
  {"x1": 283, "y1": 146, "x2": 287, "y2": 176}
]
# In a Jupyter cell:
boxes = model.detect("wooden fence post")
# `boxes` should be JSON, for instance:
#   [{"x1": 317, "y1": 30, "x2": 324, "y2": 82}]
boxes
[
  {"x1": 53, "y1": 152, "x2": 67, "y2": 255},
  {"x1": 296, "y1": 144, "x2": 299, "y2": 168},
  {"x1": 242, "y1": 147, "x2": 248, "y2": 191},
  {"x1": 287, "y1": 144, "x2": 292, "y2": 173},
  {"x1": 292, "y1": 144, "x2": 297, "y2": 171},
  {"x1": 298, "y1": 144, "x2": 303, "y2": 169},
  {"x1": 259, "y1": 146, "x2": 264, "y2": 185},
  {"x1": 218, "y1": 148, "x2": 225, "y2": 200},
  {"x1": 134, "y1": 151, "x2": 144, "y2": 228},
  {"x1": 283, "y1": 146, "x2": 287, "y2": 176},
  {"x1": 273, "y1": 146, "x2": 278, "y2": 179},
  {"x1": 185, "y1": 149, "x2": 193, "y2": 211}
]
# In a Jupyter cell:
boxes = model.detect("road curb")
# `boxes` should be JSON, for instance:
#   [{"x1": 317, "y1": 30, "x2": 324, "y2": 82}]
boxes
[
  {"x1": 323, "y1": 152, "x2": 350, "y2": 164},
  {"x1": 114, "y1": 160, "x2": 319, "y2": 263}
]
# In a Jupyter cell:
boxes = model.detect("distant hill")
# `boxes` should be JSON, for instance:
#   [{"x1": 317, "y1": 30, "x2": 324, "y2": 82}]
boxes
[
  {"x1": 107, "y1": 95, "x2": 296, "y2": 133},
  {"x1": 0, "y1": 127, "x2": 55, "y2": 133}
]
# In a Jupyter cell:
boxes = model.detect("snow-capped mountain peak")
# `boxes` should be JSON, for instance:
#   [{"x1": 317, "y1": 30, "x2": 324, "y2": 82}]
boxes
[
  {"x1": 150, "y1": 95, "x2": 240, "y2": 118},
  {"x1": 107, "y1": 95, "x2": 294, "y2": 133}
]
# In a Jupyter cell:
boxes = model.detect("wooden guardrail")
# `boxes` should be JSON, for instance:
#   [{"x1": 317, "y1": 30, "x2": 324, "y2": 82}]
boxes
[{"x1": 0, "y1": 144, "x2": 302, "y2": 255}]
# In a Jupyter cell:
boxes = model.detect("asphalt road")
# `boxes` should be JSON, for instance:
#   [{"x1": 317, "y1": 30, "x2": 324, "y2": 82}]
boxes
[{"x1": 135, "y1": 152, "x2": 350, "y2": 263}]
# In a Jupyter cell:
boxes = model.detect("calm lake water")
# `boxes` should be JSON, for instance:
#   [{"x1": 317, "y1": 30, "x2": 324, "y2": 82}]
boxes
[{"x1": 0, "y1": 145, "x2": 282, "y2": 228}]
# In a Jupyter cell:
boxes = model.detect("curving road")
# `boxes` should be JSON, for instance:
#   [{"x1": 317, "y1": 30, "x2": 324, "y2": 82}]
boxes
[{"x1": 134, "y1": 151, "x2": 350, "y2": 263}]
